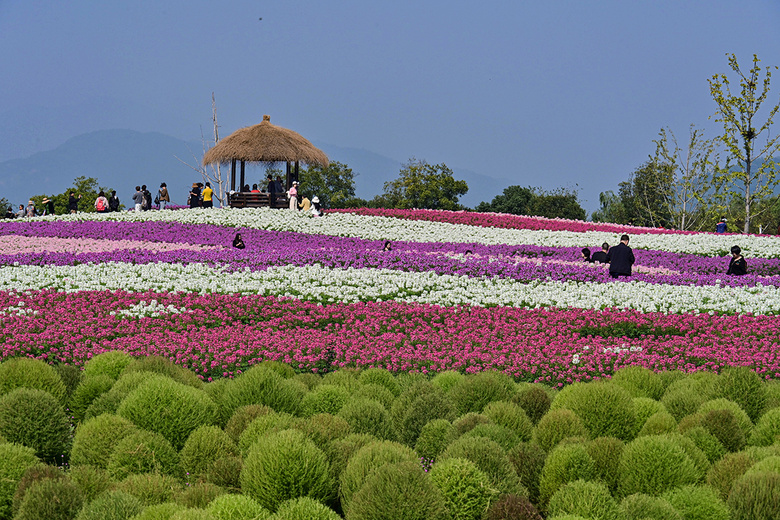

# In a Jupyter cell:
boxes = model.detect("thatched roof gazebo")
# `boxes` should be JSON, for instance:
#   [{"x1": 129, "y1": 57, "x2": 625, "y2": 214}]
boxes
[{"x1": 203, "y1": 114, "x2": 329, "y2": 201}]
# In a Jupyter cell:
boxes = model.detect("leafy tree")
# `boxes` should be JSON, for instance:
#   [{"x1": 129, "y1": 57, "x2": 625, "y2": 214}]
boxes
[
  {"x1": 527, "y1": 187, "x2": 586, "y2": 220},
  {"x1": 31, "y1": 176, "x2": 116, "y2": 215},
  {"x1": 299, "y1": 161, "x2": 359, "y2": 208},
  {"x1": 709, "y1": 53, "x2": 780, "y2": 233},
  {"x1": 0, "y1": 197, "x2": 9, "y2": 214},
  {"x1": 618, "y1": 160, "x2": 674, "y2": 227},
  {"x1": 475, "y1": 186, "x2": 535, "y2": 215},
  {"x1": 375, "y1": 158, "x2": 468, "y2": 210},
  {"x1": 590, "y1": 190, "x2": 628, "y2": 224}
]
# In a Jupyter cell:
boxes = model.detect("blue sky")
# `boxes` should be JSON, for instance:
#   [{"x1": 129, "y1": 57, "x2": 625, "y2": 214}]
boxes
[{"x1": 2, "y1": 0, "x2": 780, "y2": 211}]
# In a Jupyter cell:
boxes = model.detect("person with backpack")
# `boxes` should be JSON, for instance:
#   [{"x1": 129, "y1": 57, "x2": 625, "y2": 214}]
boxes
[{"x1": 94, "y1": 191, "x2": 109, "y2": 213}]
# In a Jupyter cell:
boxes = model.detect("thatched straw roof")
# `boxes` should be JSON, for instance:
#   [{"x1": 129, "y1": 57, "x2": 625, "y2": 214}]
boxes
[{"x1": 202, "y1": 115, "x2": 329, "y2": 167}]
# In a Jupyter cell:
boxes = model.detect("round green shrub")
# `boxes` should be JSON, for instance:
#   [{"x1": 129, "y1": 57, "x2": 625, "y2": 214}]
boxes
[
  {"x1": 271, "y1": 496, "x2": 339, "y2": 520},
  {"x1": 397, "y1": 390, "x2": 457, "y2": 446},
  {"x1": 697, "y1": 398, "x2": 753, "y2": 439},
  {"x1": 394, "y1": 371, "x2": 429, "y2": 392},
  {"x1": 633, "y1": 397, "x2": 667, "y2": 432},
  {"x1": 440, "y1": 436, "x2": 524, "y2": 497},
  {"x1": 338, "y1": 399, "x2": 395, "y2": 441},
  {"x1": 638, "y1": 411, "x2": 678, "y2": 437},
  {"x1": 55, "y1": 363, "x2": 83, "y2": 399},
  {"x1": 69, "y1": 465, "x2": 113, "y2": 504},
  {"x1": 700, "y1": 408, "x2": 745, "y2": 452},
  {"x1": 727, "y1": 470, "x2": 780, "y2": 520},
  {"x1": 168, "y1": 508, "x2": 215, "y2": 520},
  {"x1": 483, "y1": 401, "x2": 533, "y2": 442},
  {"x1": 12, "y1": 463, "x2": 65, "y2": 514},
  {"x1": 662, "y1": 484, "x2": 730, "y2": 520},
  {"x1": 661, "y1": 386, "x2": 707, "y2": 422},
  {"x1": 301, "y1": 384, "x2": 351, "y2": 417},
  {"x1": 220, "y1": 366, "x2": 304, "y2": 420},
  {"x1": 619, "y1": 493, "x2": 682, "y2": 520},
  {"x1": 514, "y1": 385, "x2": 552, "y2": 425},
  {"x1": 745, "y1": 454, "x2": 780, "y2": 476},
  {"x1": 0, "y1": 357, "x2": 67, "y2": 402},
  {"x1": 294, "y1": 413, "x2": 351, "y2": 446},
  {"x1": 118, "y1": 378, "x2": 217, "y2": 450},
  {"x1": 0, "y1": 387, "x2": 72, "y2": 463},
  {"x1": 533, "y1": 408, "x2": 589, "y2": 452},
  {"x1": 507, "y1": 442, "x2": 546, "y2": 505},
  {"x1": 116, "y1": 472, "x2": 183, "y2": 505},
  {"x1": 538, "y1": 442, "x2": 595, "y2": 506},
  {"x1": 121, "y1": 355, "x2": 203, "y2": 389},
  {"x1": 358, "y1": 368, "x2": 400, "y2": 396},
  {"x1": 484, "y1": 493, "x2": 543, "y2": 520},
  {"x1": 617, "y1": 435, "x2": 701, "y2": 497},
  {"x1": 179, "y1": 426, "x2": 238, "y2": 483},
  {"x1": 71, "y1": 414, "x2": 137, "y2": 469},
  {"x1": 611, "y1": 366, "x2": 665, "y2": 400},
  {"x1": 107, "y1": 430, "x2": 179, "y2": 480},
  {"x1": 345, "y1": 461, "x2": 448, "y2": 520},
  {"x1": 429, "y1": 457, "x2": 499, "y2": 520},
  {"x1": 70, "y1": 375, "x2": 115, "y2": 423},
  {"x1": 202, "y1": 456, "x2": 242, "y2": 491},
  {"x1": 84, "y1": 351, "x2": 134, "y2": 380},
  {"x1": 205, "y1": 493, "x2": 271, "y2": 520},
  {"x1": 14, "y1": 478, "x2": 82, "y2": 520},
  {"x1": 415, "y1": 419, "x2": 456, "y2": 461},
  {"x1": 0, "y1": 443, "x2": 39, "y2": 519},
  {"x1": 705, "y1": 450, "x2": 754, "y2": 500},
  {"x1": 750, "y1": 406, "x2": 780, "y2": 447},
  {"x1": 130, "y1": 502, "x2": 187, "y2": 520},
  {"x1": 237, "y1": 412, "x2": 298, "y2": 456},
  {"x1": 390, "y1": 381, "x2": 439, "y2": 428},
  {"x1": 84, "y1": 372, "x2": 166, "y2": 420},
  {"x1": 430, "y1": 370, "x2": 465, "y2": 393},
  {"x1": 321, "y1": 369, "x2": 362, "y2": 392},
  {"x1": 713, "y1": 365, "x2": 767, "y2": 423},
  {"x1": 677, "y1": 413, "x2": 704, "y2": 433},
  {"x1": 352, "y1": 383, "x2": 395, "y2": 411},
  {"x1": 448, "y1": 371, "x2": 516, "y2": 415},
  {"x1": 551, "y1": 381, "x2": 637, "y2": 441},
  {"x1": 76, "y1": 489, "x2": 143, "y2": 520},
  {"x1": 323, "y1": 433, "x2": 378, "y2": 486},
  {"x1": 548, "y1": 479, "x2": 622, "y2": 520},
  {"x1": 452, "y1": 413, "x2": 491, "y2": 436},
  {"x1": 255, "y1": 360, "x2": 296, "y2": 379},
  {"x1": 683, "y1": 426, "x2": 726, "y2": 464},
  {"x1": 224, "y1": 404, "x2": 273, "y2": 443},
  {"x1": 744, "y1": 444, "x2": 780, "y2": 461},
  {"x1": 586, "y1": 436, "x2": 624, "y2": 495},
  {"x1": 173, "y1": 483, "x2": 226, "y2": 509},
  {"x1": 339, "y1": 440, "x2": 417, "y2": 512},
  {"x1": 240, "y1": 429, "x2": 332, "y2": 511},
  {"x1": 462, "y1": 423, "x2": 520, "y2": 452},
  {"x1": 658, "y1": 370, "x2": 686, "y2": 390}
]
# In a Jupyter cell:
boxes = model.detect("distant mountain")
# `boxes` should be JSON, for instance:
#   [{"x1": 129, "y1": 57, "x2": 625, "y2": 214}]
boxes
[{"x1": 0, "y1": 129, "x2": 508, "y2": 208}]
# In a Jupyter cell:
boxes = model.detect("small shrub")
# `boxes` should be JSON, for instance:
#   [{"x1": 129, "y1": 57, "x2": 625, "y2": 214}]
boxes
[
  {"x1": 533, "y1": 408, "x2": 589, "y2": 452},
  {"x1": 0, "y1": 357, "x2": 67, "y2": 402},
  {"x1": 117, "y1": 377, "x2": 217, "y2": 450},
  {"x1": 76, "y1": 489, "x2": 143, "y2": 520},
  {"x1": 484, "y1": 493, "x2": 543, "y2": 520},
  {"x1": 394, "y1": 371, "x2": 429, "y2": 392},
  {"x1": 131, "y1": 502, "x2": 187, "y2": 520},
  {"x1": 611, "y1": 366, "x2": 665, "y2": 400},
  {"x1": 352, "y1": 383, "x2": 395, "y2": 411},
  {"x1": 224, "y1": 404, "x2": 273, "y2": 443},
  {"x1": 727, "y1": 470, "x2": 780, "y2": 520},
  {"x1": 429, "y1": 457, "x2": 499, "y2": 520},
  {"x1": 538, "y1": 443, "x2": 595, "y2": 506},
  {"x1": 294, "y1": 413, "x2": 351, "y2": 446},
  {"x1": 345, "y1": 461, "x2": 448, "y2": 520},
  {"x1": 116, "y1": 472, "x2": 183, "y2": 505},
  {"x1": 750, "y1": 406, "x2": 780, "y2": 447},
  {"x1": 548, "y1": 479, "x2": 622, "y2": 520},
  {"x1": 107, "y1": 430, "x2": 179, "y2": 480},
  {"x1": 638, "y1": 411, "x2": 677, "y2": 437},
  {"x1": 661, "y1": 386, "x2": 707, "y2": 422},
  {"x1": 390, "y1": 381, "x2": 438, "y2": 429},
  {"x1": 0, "y1": 443, "x2": 39, "y2": 520},
  {"x1": 169, "y1": 508, "x2": 215, "y2": 520},
  {"x1": 173, "y1": 483, "x2": 226, "y2": 509},
  {"x1": 662, "y1": 484, "x2": 730, "y2": 520},
  {"x1": 586, "y1": 436, "x2": 624, "y2": 495},
  {"x1": 12, "y1": 464, "x2": 65, "y2": 514},
  {"x1": 448, "y1": 371, "x2": 516, "y2": 415},
  {"x1": 462, "y1": 423, "x2": 520, "y2": 452},
  {"x1": 745, "y1": 455, "x2": 780, "y2": 476},
  {"x1": 415, "y1": 419, "x2": 456, "y2": 461},
  {"x1": 240, "y1": 429, "x2": 332, "y2": 511},
  {"x1": 617, "y1": 435, "x2": 701, "y2": 497},
  {"x1": 697, "y1": 398, "x2": 753, "y2": 440},
  {"x1": 179, "y1": 426, "x2": 238, "y2": 483},
  {"x1": 55, "y1": 363, "x2": 83, "y2": 399},
  {"x1": 514, "y1": 385, "x2": 552, "y2": 425},
  {"x1": 238, "y1": 412, "x2": 298, "y2": 456},
  {"x1": 706, "y1": 450, "x2": 754, "y2": 500},
  {"x1": 677, "y1": 413, "x2": 704, "y2": 433},
  {"x1": 0, "y1": 388, "x2": 72, "y2": 463},
  {"x1": 483, "y1": 401, "x2": 533, "y2": 442},
  {"x1": 701, "y1": 408, "x2": 745, "y2": 452},
  {"x1": 256, "y1": 359, "x2": 296, "y2": 379},
  {"x1": 440, "y1": 436, "x2": 524, "y2": 497},
  {"x1": 272, "y1": 496, "x2": 340, "y2": 519},
  {"x1": 301, "y1": 384, "x2": 351, "y2": 417},
  {"x1": 71, "y1": 414, "x2": 137, "y2": 469},
  {"x1": 507, "y1": 442, "x2": 546, "y2": 505},
  {"x1": 358, "y1": 368, "x2": 401, "y2": 396},
  {"x1": 220, "y1": 366, "x2": 304, "y2": 420},
  {"x1": 452, "y1": 413, "x2": 491, "y2": 436},
  {"x1": 551, "y1": 381, "x2": 637, "y2": 441},
  {"x1": 203, "y1": 456, "x2": 242, "y2": 491},
  {"x1": 338, "y1": 399, "x2": 395, "y2": 441},
  {"x1": 633, "y1": 397, "x2": 667, "y2": 432},
  {"x1": 69, "y1": 465, "x2": 114, "y2": 504},
  {"x1": 70, "y1": 375, "x2": 115, "y2": 423},
  {"x1": 430, "y1": 370, "x2": 465, "y2": 393},
  {"x1": 619, "y1": 493, "x2": 682, "y2": 520},
  {"x1": 84, "y1": 351, "x2": 134, "y2": 380},
  {"x1": 323, "y1": 433, "x2": 378, "y2": 486},
  {"x1": 321, "y1": 369, "x2": 362, "y2": 392},
  {"x1": 397, "y1": 390, "x2": 457, "y2": 446},
  {"x1": 121, "y1": 355, "x2": 203, "y2": 389},
  {"x1": 683, "y1": 426, "x2": 726, "y2": 463},
  {"x1": 713, "y1": 366, "x2": 767, "y2": 423},
  {"x1": 83, "y1": 372, "x2": 164, "y2": 420},
  {"x1": 293, "y1": 372, "x2": 322, "y2": 390},
  {"x1": 205, "y1": 493, "x2": 271, "y2": 520},
  {"x1": 14, "y1": 478, "x2": 83, "y2": 520}
]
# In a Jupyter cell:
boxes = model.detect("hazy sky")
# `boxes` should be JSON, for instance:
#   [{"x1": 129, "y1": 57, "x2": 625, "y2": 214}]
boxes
[{"x1": 2, "y1": 0, "x2": 780, "y2": 211}]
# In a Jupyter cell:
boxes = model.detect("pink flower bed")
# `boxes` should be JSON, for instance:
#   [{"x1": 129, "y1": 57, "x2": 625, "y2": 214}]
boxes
[
  {"x1": 0, "y1": 235, "x2": 223, "y2": 254},
  {"x1": 2, "y1": 290, "x2": 779, "y2": 385}
]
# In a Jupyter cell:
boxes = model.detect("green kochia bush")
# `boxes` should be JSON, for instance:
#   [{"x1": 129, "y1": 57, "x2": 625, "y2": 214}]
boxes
[
  {"x1": 551, "y1": 382, "x2": 637, "y2": 441},
  {"x1": 611, "y1": 366, "x2": 665, "y2": 400},
  {"x1": 547, "y1": 479, "x2": 622, "y2": 520},
  {"x1": 462, "y1": 423, "x2": 520, "y2": 452},
  {"x1": 0, "y1": 387, "x2": 72, "y2": 463},
  {"x1": 705, "y1": 451, "x2": 754, "y2": 500},
  {"x1": 415, "y1": 419, "x2": 457, "y2": 461},
  {"x1": 224, "y1": 404, "x2": 273, "y2": 443},
  {"x1": 116, "y1": 472, "x2": 183, "y2": 506},
  {"x1": 131, "y1": 502, "x2": 187, "y2": 520},
  {"x1": 619, "y1": 493, "x2": 682, "y2": 520},
  {"x1": 12, "y1": 464, "x2": 65, "y2": 514},
  {"x1": 697, "y1": 398, "x2": 753, "y2": 440},
  {"x1": 301, "y1": 384, "x2": 351, "y2": 417},
  {"x1": 484, "y1": 494, "x2": 543, "y2": 520},
  {"x1": 0, "y1": 443, "x2": 40, "y2": 520},
  {"x1": 173, "y1": 482, "x2": 226, "y2": 509},
  {"x1": 514, "y1": 385, "x2": 552, "y2": 425},
  {"x1": 14, "y1": 478, "x2": 83, "y2": 520},
  {"x1": 727, "y1": 470, "x2": 780, "y2": 520},
  {"x1": 294, "y1": 413, "x2": 351, "y2": 447},
  {"x1": 750, "y1": 407, "x2": 780, "y2": 446},
  {"x1": 429, "y1": 457, "x2": 499, "y2": 520},
  {"x1": 683, "y1": 426, "x2": 726, "y2": 464},
  {"x1": 439, "y1": 436, "x2": 524, "y2": 497},
  {"x1": 700, "y1": 408, "x2": 745, "y2": 452},
  {"x1": 507, "y1": 442, "x2": 547, "y2": 505},
  {"x1": 533, "y1": 409, "x2": 589, "y2": 452},
  {"x1": 178, "y1": 426, "x2": 239, "y2": 483},
  {"x1": 240, "y1": 429, "x2": 332, "y2": 512},
  {"x1": 662, "y1": 485, "x2": 730, "y2": 520},
  {"x1": 638, "y1": 411, "x2": 677, "y2": 437},
  {"x1": 0, "y1": 357, "x2": 67, "y2": 402},
  {"x1": 396, "y1": 390, "x2": 457, "y2": 446},
  {"x1": 70, "y1": 375, "x2": 115, "y2": 423},
  {"x1": 69, "y1": 465, "x2": 114, "y2": 504},
  {"x1": 618, "y1": 435, "x2": 702, "y2": 497},
  {"x1": 538, "y1": 443, "x2": 595, "y2": 507},
  {"x1": 352, "y1": 383, "x2": 395, "y2": 411},
  {"x1": 482, "y1": 401, "x2": 533, "y2": 442},
  {"x1": 586, "y1": 437, "x2": 624, "y2": 495},
  {"x1": 448, "y1": 371, "x2": 516, "y2": 415},
  {"x1": 272, "y1": 496, "x2": 340, "y2": 520},
  {"x1": 117, "y1": 377, "x2": 217, "y2": 450},
  {"x1": 219, "y1": 366, "x2": 304, "y2": 421},
  {"x1": 107, "y1": 430, "x2": 180, "y2": 480},
  {"x1": 323, "y1": 433, "x2": 378, "y2": 489},
  {"x1": 70, "y1": 413, "x2": 137, "y2": 469},
  {"x1": 205, "y1": 493, "x2": 271, "y2": 520},
  {"x1": 237, "y1": 412, "x2": 297, "y2": 456},
  {"x1": 121, "y1": 355, "x2": 203, "y2": 389},
  {"x1": 75, "y1": 489, "x2": 143, "y2": 520},
  {"x1": 713, "y1": 366, "x2": 767, "y2": 423},
  {"x1": 84, "y1": 372, "x2": 166, "y2": 420},
  {"x1": 84, "y1": 351, "x2": 134, "y2": 380},
  {"x1": 358, "y1": 367, "x2": 401, "y2": 397},
  {"x1": 337, "y1": 399, "x2": 395, "y2": 441}
]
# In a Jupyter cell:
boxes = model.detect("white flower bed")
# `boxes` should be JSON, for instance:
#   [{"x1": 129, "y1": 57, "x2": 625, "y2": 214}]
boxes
[{"x1": 2, "y1": 261, "x2": 780, "y2": 315}]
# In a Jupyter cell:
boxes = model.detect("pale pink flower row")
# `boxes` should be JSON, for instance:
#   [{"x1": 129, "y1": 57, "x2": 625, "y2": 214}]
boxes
[{"x1": 0, "y1": 235, "x2": 223, "y2": 254}]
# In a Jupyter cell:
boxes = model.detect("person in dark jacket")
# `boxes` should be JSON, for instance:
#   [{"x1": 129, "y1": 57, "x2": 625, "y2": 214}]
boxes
[
  {"x1": 232, "y1": 233, "x2": 245, "y2": 249},
  {"x1": 726, "y1": 245, "x2": 747, "y2": 276},
  {"x1": 591, "y1": 242, "x2": 609, "y2": 264},
  {"x1": 606, "y1": 234, "x2": 635, "y2": 278},
  {"x1": 581, "y1": 248, "x2": 592, "y2": 262},
  {"x1": 68, "y1": 192, "x2": 81, "y2": 213}
]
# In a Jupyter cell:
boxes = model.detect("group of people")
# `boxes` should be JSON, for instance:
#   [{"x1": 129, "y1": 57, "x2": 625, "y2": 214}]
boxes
[
  {"x1": 131, "y1": 183, "x2": 174, "y2": 211},
  {"x1": 582, "y1": 234, "x2": 747, "y2": 277},
  {"x1": 188, "y1": 182, "x2": 213, "y2": 209}
]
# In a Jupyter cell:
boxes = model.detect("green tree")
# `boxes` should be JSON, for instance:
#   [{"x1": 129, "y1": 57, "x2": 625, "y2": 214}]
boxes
[
  {"x1": 618, "y1": 160, "x2": 674, "y2": 227},
  {"x1": 709, "y1": 53, "x2": 780, "y2": 233},
  {"x1": 31, "y1": 176, "x2": 115, "y2": 215},
  {"x1": 590, "y1": 190, "x2": 628, "y2": 224},
  {"x1": 527, "y1": 187, "x2": 586, "y2": 220},
  {"x1": 375, "y1": 158, "x2": 468, "y2": 210},
  {"x1": 299, "y1": 161, "x2": 359, "y2": 208},
  {"x1": 475, "y1": 185, "x2": 535, "y2": 215}
]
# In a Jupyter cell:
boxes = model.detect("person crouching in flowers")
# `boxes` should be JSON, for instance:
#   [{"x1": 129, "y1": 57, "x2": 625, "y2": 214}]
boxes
[
  {"x1": 581, "y1": 248, "x2": 592, "y2": 262},
  {"x1": 232, "y1": 233, "x2": 245, "y2": 250},
  {"x1": 726, "y1": 245, "x2": 747, "y2": 276}
]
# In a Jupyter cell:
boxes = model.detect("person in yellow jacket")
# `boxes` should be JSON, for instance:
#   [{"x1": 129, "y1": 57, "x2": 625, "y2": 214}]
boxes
[
  {"x1": 298, "y1": 195, "x2": 311, "y2": 213},
  {"x1": 202, "y1": 182, "x2": 214, "y2": 208}
]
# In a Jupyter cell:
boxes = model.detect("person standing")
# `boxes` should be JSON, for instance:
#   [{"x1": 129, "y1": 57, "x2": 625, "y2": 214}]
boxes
[
  {"x1": 716, "y1": 217, "x2": 727, "y2": 234},
  {"x1": 189, "y1": 183, "x2": 201, "y2": 209},
  {"x1": 267, "y1": 175, "x2": 277, "y2": 205},
  {"x1": 726, "y1": 245, "x2": 747, "y2": 276},
  {"x1": 288, "y1": 181, "x2": 299, "y2": 210},
  {"x1": 202, "y1": 182, "x2": 214, "y2": 208},
  {"x1": 94, "y1": 191, "x2": 109, "y2": 213},
  {"x1": 42, "y1": 197, "x2": 55, "y2": 216},
  {"x1": 25, "y1": 200, "x2": 37, "y2": 217},
  {"x1": 141, "y1": 185, "x2": 152, "y2": 211},
  {"x1": 108, "y1": 191, "x2": 120, "y2": 212},
  {"x1": 68, "y1": 192, "x2": 81, "y2": 213},
  {"x1": 157, "y1": 183, "x2": 170, "y2": 210},
  {"x1": 132, "y1": 186, "x2": 144, "y2": 212},
  {"x1": 606, "y1": 234, "x2": 635, "y2": 279}
]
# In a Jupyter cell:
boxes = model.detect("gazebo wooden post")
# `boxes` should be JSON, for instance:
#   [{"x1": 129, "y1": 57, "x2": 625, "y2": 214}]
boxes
[
  {"x1": 230, "y1": 160, "x2": 236, "y2": 192},
  {"x1": 285, "y1": 162, "x2": 291, "y2": 191},
  {"x1": 294, "y1": 161, "x2": 300, "y2": 187},
  {"x1": 240, "y1": 161, "x2": 246, "y2": 191}
]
